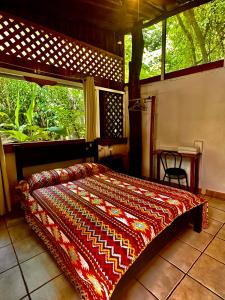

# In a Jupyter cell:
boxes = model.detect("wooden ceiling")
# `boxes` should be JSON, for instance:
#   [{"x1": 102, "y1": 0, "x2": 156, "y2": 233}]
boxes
[{"x1": 1, "y1": 0, "x2": 210, "y2": 34}]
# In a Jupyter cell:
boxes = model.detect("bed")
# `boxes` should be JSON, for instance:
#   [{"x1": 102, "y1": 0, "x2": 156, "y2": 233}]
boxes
[{"x1": 15, "y1": 140, "x2": 208, "y2": 300}]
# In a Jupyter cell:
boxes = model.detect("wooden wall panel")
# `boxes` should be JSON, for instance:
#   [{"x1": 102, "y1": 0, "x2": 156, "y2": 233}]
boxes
[
  {"x1": 0, "y1": 11, "x2": 124, "y2": 89},
  {"x1": 0, "y1": 7, "x2": 124, "y2": 56}
]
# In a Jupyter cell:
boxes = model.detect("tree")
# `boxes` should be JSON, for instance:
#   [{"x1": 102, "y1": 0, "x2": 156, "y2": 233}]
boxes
[
  {"x1": 0, "y1": 77, "x2": 85, "y2": 142},
  {"x1": 166, "y1": 0, "x2": 225, "y2": 72}
]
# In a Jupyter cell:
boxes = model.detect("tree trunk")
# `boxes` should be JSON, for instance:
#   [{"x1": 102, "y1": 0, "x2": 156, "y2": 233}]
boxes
[
  {"x1": 128, "y1": 22, "x2": 144, "y2": 178},
  {"x1": 177, "y1": 14, "x2": 197, "y2": 65},
  {"x1": 185, "y1": 10, "x2": 208, "y2": 63}
]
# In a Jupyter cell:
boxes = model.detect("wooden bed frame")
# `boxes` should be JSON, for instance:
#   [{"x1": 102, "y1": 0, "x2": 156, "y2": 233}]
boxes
[
  {"x1": 14, "y1": 139, "x2": 203, "y2": 233},
  {"x1": 13, "y1": 139, "x2": 203, "y2": 298},
  {"x1": 14, "y1": 139, "x2": 98, "y2": 180}
]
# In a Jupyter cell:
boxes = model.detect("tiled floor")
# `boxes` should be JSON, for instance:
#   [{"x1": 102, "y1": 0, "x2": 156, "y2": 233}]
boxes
[{"x1": 0, "y1": 196, "x2": 225, "y2": 300}]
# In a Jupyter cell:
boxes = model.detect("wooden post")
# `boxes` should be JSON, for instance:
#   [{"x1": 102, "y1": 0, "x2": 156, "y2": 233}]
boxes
[{"x1": 128, "y1": 22, "x2": 144, "y2": 178}]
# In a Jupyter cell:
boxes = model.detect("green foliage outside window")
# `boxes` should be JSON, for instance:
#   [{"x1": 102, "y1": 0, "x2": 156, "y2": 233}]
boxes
[
  {"x1": 124, "y1": 35, "x2": 132, "y2": 83},
  {"x1": 124, "y1": 0, "x2": 225, "y2": 81},
  {"x1": 166, "y1": 0, "x2": 225, "y2": 72},
  {"x1": 0, "y1": 77, "x2": 85, "y2": 143},
  {"x1": 141, "y1": 23, "x2": 162, "y2": 80}
]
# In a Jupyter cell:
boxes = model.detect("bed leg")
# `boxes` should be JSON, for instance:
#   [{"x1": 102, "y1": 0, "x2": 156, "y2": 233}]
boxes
[{"x1": 194, "y1": 204, "x2": 203, "y2": 233}]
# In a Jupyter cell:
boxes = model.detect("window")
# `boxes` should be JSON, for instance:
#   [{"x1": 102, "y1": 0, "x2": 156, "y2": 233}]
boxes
[
  {"x1": 141, "y1": 23, "x2": 162, "y2": 80},
  {"x1": 166, "y1": 0, "x2": 225, "y2": 73},
  {"x1": 124, "y1": 34, "x2": 132, "y2": 83},
  {"x1": 125, "y1": 0, "x2": 224, "y2": 81},
  {"x1": 0, "y1": 76, "x2": 85, "y2": 143},
  {"x1": 124, "y1": 23, "x2": 162, "y2": 82}
]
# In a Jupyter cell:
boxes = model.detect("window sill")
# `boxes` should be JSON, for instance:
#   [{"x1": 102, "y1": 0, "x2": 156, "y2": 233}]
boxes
[{"x1": 140, "y1": 59, "x2": 224, "y2": 85}]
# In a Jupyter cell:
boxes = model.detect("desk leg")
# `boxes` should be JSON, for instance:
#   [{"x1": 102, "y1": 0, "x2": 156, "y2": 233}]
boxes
[
  {"x1": 194, "y1": 157, "x2": 200, "y2": 194},
  {"x1": 190, "y1": 158, "x2": 195, "y2": 193}
]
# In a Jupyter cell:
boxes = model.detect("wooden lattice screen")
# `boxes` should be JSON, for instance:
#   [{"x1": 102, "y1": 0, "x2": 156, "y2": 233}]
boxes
[
  {"x1": 99, "y1": 90, "x2": 124, "y2": 139},
  {"x1": 0, "y1": 12, "x2": 124, "y2": 88}
]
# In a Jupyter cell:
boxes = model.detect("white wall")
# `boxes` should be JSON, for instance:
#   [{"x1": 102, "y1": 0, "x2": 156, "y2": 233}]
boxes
[{"x1": 141, "y1": 66, "x2": 225, "y2": 193}]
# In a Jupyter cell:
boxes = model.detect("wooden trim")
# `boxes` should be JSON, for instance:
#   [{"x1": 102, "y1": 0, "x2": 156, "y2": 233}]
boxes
[
  {"x1": 97, "y1": 138, "x2": 127, "y2": 146},
  {"x1": 3, "y1": 143, "x2": 14, "y2": 154},
  {"x1": 140, "y1": 60, "x2": 224, "y2": 85},
  {"x1": 205, "y1": 189, "x2": 225, "y2": 201},
  {"x1": 140, "y1": 75, "x2": 161, "y2": 85},
  {"x1": 0, "y1": 60, "x2": 123, "y2": 91},
  {"x1": 165, "y1": 60, "x2": 224, "y2": 79},
  {"x1": 14, "y1": 139, "x2": 98, "y2": 180},
  {"x1": 3, "y1": 139, "x2": 85, "y2": 154}
]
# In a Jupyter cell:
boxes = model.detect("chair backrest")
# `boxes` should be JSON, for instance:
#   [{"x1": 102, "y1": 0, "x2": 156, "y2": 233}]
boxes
[{"x1": 159, "y1": 151, "x2": 183, "y2": 171}]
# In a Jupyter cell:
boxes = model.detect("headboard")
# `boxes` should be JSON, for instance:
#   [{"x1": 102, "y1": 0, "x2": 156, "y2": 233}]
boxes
[{"x1": 14, "y1": 140, "x2": 98, "y2": 180}]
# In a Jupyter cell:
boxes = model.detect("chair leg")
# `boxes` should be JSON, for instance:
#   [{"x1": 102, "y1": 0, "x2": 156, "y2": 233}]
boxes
[
  {"x1": 162, "y1": 174, "x2": 166, "y2": 182},
  {"x1": 168, "y1": 177, "x2": 171, "y2": 186},
  {"x1": 178, "y1": 177, "x2": 181, "y2": 188}
]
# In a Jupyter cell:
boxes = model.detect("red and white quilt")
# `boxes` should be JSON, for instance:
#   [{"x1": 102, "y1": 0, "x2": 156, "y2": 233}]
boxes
[{"x1": 18, "y1": 163, "x2": 207, "y2": 300}]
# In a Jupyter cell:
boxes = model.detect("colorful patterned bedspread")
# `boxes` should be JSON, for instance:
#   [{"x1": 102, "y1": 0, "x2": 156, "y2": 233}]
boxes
[{"x1": 19, "y1": 163, "x2": 207, "y2": 300}]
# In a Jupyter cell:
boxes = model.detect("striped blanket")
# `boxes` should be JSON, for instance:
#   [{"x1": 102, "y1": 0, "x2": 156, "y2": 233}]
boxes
[{"x1": 19, "y1": 163, "x2": 207, "y2": 300}]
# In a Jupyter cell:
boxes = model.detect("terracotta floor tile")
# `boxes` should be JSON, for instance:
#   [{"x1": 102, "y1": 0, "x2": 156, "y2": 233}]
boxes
[
  {"x1": 112, "y1": 278, "x2": 156, "y2": 300},
  {"x1": 0, "y1": 244, "x2": 17, "y2": 273},
  {"x1": 169, "y1": 275, "x2": 221, "y2": 300},
  {"x1": 5, "y1": 210, "x2": 25, "y2": 228},
  {"x1": 0, "y1": 266, "x2": 27, "y2": 300},
  {"x1": 208, "y1": 198, "x2": 225, "y2": 212},
  {"x1": 0, "y1": 227, "x2": 11, "y2": 248},
  {"x1": 217, "y1": 224, "x2": 225, "y2": 241},
  {"x1": 208, "y1": 207, "x2": 225, "y2": 223},
  {"x1": 21, "y1": 252, "x2": 61, "y2": 292},
  {"x1": 178, "y1": 227, "x2": 213, "y2": 251},
  {"x1": 137, "y1": 256, "x2": 184, "y2": 300},
  {"x1": 8, "y1": 222, "x2": 33, "y2": 243},
  {"x1": 205, "y1": 237, "x2": 225, "y2": 264},
  {"x1": 189, "y1": 254, "x2": 225, "y2": 298},
  {"x1": 30, "y1": 274, "x2": 80, "y2": 300},
  {"x1": 160, "y1": 239, "x2": 201, "y2": 272},
  {"x1": 14, "y1": 234, "x2": 46, "y2": 263},
  {"x1": 203, "y1": 218, "x2": 223, "y2": 236}
]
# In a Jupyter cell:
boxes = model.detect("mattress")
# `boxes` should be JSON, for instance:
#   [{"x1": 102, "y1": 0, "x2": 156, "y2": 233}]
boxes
[{"x1": 18, "y1": 163, "x2": 207, "y2": 300}]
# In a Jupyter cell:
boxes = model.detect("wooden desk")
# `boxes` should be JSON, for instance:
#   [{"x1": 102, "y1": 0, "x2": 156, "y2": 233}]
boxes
[{"x1": 154, "y1": 150, "x2": 201, "y2": 194}]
